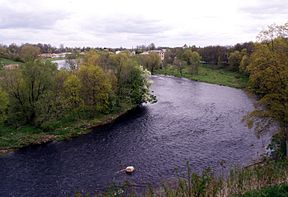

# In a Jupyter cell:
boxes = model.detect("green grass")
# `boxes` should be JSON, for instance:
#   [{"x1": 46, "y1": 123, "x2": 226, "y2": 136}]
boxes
[
  {"x1": 0, "y1": 125, "x2": 46, "y2": 149},
  {"x1": 0, "y1": 58, "x2": 22, "y2": 65},
  {"x1": 155, "y1": 65, "x2": 249, "y2": 89},
  {"x1": 0, "y1": 104, "x2": 135, "y2": 153},
  {"x1": 234, "y1": 184, "x2": 288, "y2": 197}
]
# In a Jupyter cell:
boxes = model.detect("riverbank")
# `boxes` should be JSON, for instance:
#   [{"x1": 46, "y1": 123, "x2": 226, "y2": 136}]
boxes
[
  {"x1": 79, "y1": 159, "x2": 288, "y2": 197},
  {"x1": 155, "y1": 65, "x2": 248, "y2": 89},
  {"x1": 0, "y1": 57, "x2": 23, "y2": 66},
  {"x1": 0, "y1": 104, "x2": 136, "y2": 155},
  {"x1": 142, "y1": 159, "x2": 288, "y2": 197}
]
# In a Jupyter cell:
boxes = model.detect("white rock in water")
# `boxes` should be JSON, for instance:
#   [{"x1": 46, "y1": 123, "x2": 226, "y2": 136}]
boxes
[{"x1": 125, "y1": 166, "x2": 135, "y2": 173}]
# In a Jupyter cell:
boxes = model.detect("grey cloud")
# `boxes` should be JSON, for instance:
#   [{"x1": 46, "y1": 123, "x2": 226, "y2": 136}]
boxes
[
  {"x1": 0, "y1": 6, "x2": 68, "y2": 29},
  {"x1": 83, "y1": 17, "x2": 171, "y2": 35},
  {"x1": 239, "y1": 1, "x2": 288, "y2": 16}
]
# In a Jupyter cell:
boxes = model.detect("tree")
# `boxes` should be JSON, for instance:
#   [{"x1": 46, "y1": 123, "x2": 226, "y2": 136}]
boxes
[
  {"x1": 19, "y1": 44, "x2": 41, "y2": 62},
  {"x1": 148, "y1": 43, "x2": 156, "y2": 50},
  {"x1": 173, "y1": 58, "x2": 186, "y2": 76},
  {"x1": 228, "y1": 50, "x2": 242, "y2": 71},
  {"x1": 246, "y1": 22, "x2": 288, "y2": 157},
  {"x1": 78, "y1": 65, "x2": 112, "y2": 113},
  {"x1": 198, "y1": 45, "x2": 228, "y2": 66},
  {"x1": 0, "y1": 45, "x2": 8, "y2": 59},
  {"x1": 82, "y1": 50, "x2": 101, "y2": 66},
  {"x1": 139, "y1": 52, "x2": 161, "y2": 74},
  {"x1": 0, "y1": 88, "x2": 8, "y2": 124},
  {"x1": 239, "y1": 54, "x2": 250, "y2": 74},
  {"x1": 1, "y1": 59, "x2": 57, "y2": 125},
  {"x1": 181, "y1": 49, "x2": 201, "y2": 74},
  {"x1": 181, "y1": 48, "x2": 194, "y2": 64},
  {"x1": 63, "y1": 74, "x2": 83, "y2": 118},
  {"x1": 190, "y1": 51, "x2": 201, "y2": 74}
]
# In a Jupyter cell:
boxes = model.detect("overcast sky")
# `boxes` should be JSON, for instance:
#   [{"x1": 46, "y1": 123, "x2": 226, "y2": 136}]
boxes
[{"x1": 0, "y1": 0, "x2": 287, "y2": 48}]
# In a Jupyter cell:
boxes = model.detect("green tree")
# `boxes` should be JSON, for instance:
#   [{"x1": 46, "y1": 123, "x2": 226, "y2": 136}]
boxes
[
  {"x1": 1, "y1": 59, "x2": 57, "y2": 125},
  {"x1": 181, "y1": 49, "x2": 201, "y2": 74},
  {"x1": 63, "y1": 74, "x2": 83, "y2": 117},
  {"x1": 78, "y1": 65, "x2": 112, "y2": 113},
  {"x1": 246, "y1": 22, "x2": 288, "y2": 157},
  {"x1": 109, "y1": 52, "x2": 154, "y2": 106},
  {"x1": 19, "y1": 44, "x2": 41, "y2": 62},
  {"x1": 190, "y1": 51, "x2": 201, "y2": 74},
  {"x1": 181, "y1": 48, "x2": 194, "y2": 64},
  {"x1": 228, "y1": 50, "x2": 242, "y2": 71},
  {"x1": 139, "y1": 52, "x2": 161, "y2": 74},
  {"x1": 173, "y1": 58, "x2": 186, "y2": 76},
  {"x1": 0, "y1": 88, "x2": 8, "y2": 124},
  {"x1": 239, "y1": 54, "x2": 250, "y2": 74}
]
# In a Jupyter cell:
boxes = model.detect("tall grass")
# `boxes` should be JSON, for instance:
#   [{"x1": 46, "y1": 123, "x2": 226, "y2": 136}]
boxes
[{"x1": 73, "y1": 160, "x2": 288, "y2": 197}]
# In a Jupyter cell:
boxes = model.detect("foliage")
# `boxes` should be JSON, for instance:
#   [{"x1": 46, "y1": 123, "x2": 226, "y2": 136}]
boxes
[
  {"x1": 162, "y1": 164, "x2": 221, "y2": 197},
  {"x1": 239, "y1": 54, "x2": 250, "y2": 74},
  {"x1": 227, "y1": 160, "x2": 288, "y2": 196},
  {"x1": 78, "y1": 64, "x2": 112, "y2": 113},
  {"x1": 0, "y1": 60, "x2": 57, "y2": 125},
  {"x1": 139, "y1": 52, "x2": 161, "y2": 74},
  {"x1": 19, "y1": 44, "x2": 41, "y2": 62},
  {"x1": 182, "y1": 49, "x2": 201, "y2": 74},
  {"x1": 0, "y1": 88, "x2": 8, "y2": 124},
  {"x1": 228, "y1": 50, "x2": 243, "y2": 71},
  {"x1": 0, "y1": 50, "x2": 154, "y2": 149},
  {"x1": 245, "y1": 22, "x2": 288, "y2": 156},
  {"x1": 197, "y1": 45, "x2": 228, "y2": 65},
  {"x1": 234, "y1": 183, "x2": 288, "y2": 197},
  {"x1": 63, "y1": 74, "x2": 83, "y2": 117}
]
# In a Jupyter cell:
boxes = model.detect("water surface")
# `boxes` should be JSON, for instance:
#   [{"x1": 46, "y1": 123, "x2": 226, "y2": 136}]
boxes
[{"x1": 0, "y1": 76, "x2": 271, "y2": 196}]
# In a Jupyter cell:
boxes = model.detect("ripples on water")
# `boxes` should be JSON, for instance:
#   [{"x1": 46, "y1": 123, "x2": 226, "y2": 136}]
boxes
[{"x1": 0, "y1": 76, "x2": 272, "y2": 196}]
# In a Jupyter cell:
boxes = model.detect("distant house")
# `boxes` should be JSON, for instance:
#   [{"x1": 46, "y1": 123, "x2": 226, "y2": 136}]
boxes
[
  {"x1": 140, "y1": 49, "x2": 166, "y2": 61},
  {"x1": 4, "y1": 64, "x2": 19, "y2": 70},
  {"x1": 140, "y1": 51, "x2": 149, "y2": 55},
  {"x1": 115, "y1": 50, "x2": 136, "y2": 56},
  {"x1": 150, "y1": 50, "x2": 165, "y2": 61}
]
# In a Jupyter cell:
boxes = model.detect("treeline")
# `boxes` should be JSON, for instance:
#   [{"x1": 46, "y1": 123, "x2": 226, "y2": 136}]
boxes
[
  {"x1": 0, "y1": 43, "x2": 52, "y2": 63},
  {"x1": 0, "y1": 43, "x2": 125, "y2": 63},
  {"x1": 161, "y1": 42, "x2": 254, "y2": 74},
  {"x1": 0, "y1": 50, "x2": 153, "y2": 129}
]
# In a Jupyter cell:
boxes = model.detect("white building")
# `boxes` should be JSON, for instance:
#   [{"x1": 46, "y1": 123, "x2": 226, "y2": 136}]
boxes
[{"x1": 140, "y1": 49, "x2": 166, "y2": 61}]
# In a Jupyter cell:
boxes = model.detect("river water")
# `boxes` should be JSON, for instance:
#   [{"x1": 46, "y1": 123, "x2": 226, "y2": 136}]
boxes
[
  {"x1": 52, "y1": 59, "x2": 68, "y2": 69},
  {"x1": 0, "y1": 76, "x2": 272, "y2": 196}
]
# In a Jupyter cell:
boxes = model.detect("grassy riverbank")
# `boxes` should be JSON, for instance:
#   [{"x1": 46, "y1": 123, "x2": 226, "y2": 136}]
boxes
[
  {"x1": 155, "y1": 65, "x2": 248, "y2": 89},
  {"x1": 0, "y1": 57, "x2": 23, "y2": 66},
  {"x1": 73, "y1": 159, "x2": 288, "y2": 196},
  {"x1": 235, "y1": 183, "x2": 288, "y2": 197},
  {"x1": 0, "y1": 104, "x2": 135, "y2": 154}
]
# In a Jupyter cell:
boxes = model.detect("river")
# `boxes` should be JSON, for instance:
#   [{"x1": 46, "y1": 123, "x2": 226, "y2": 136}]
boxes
[
  {"x1": 0, "y1": 76, "x2": 272, "y2": 196},
  {"x1": 52, "y1": 59, "x2": 68, "y2": 69}
]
